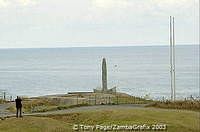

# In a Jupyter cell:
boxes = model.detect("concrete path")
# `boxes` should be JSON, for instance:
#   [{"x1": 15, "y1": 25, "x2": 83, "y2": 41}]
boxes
[{"x1": 0, "y1": 102, "x2": 13, "y2": 116}]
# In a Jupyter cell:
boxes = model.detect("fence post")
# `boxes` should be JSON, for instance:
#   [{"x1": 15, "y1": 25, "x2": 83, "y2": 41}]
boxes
[
  {"x1": 89, "y1": 95, "x2": 90, "y2": 105},
  {"x1": 138, "y1": 97, "x2": 140, "y2": 104},
  {"x1": 162, "y1": 97, "x2": 165, "y2": 102},
  {"x1": 95, "y1": 95, "x2": 96, "y2": 105},
  {"x1": 131, "y1": 96, "x2": 133, "y2": 104},
  {"x1": 3, "y1": 92, "x2": 6, "y2": 100},
  {"x1": 30, "y1": 103, "x2": 32, "y2": 113},
  {"x1": 76, "y1": 95, "x2": 78, "y2": 105},
  {"x1": 117, "y1": 96, "x2": 119, "y2": 105}
]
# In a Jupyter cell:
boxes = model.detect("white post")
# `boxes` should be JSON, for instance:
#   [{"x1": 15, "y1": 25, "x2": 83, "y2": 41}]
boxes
[
  {"x1": 170, "y1": 16, "x2": 173, "y2": 101},
  {"x1": 173, "y1": 17, "x2": 176, "y2": 101}
]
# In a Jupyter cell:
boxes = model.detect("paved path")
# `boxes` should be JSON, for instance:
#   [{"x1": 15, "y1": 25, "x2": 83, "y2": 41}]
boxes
[
  {"x1": 0, "y1": 102, "x2": 13, "y2": 116},
  {"x1": 1, "y1": 104, "x2": 147, "y2": 118}
]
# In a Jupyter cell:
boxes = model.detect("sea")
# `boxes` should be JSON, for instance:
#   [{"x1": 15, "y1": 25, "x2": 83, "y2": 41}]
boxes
[{"x1": 0, "y1": 45, "x2": 199, "y2": 100}]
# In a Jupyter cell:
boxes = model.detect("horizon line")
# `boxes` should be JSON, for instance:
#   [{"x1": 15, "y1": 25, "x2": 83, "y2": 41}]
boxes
[{"x1": 0, "y1": 44, "x2": 198, "y2": 49}]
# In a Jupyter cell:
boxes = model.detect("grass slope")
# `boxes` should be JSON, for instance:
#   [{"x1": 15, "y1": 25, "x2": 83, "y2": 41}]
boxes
[
  {"x1": 147, "y1": 100, "x2": 200, "y2": 111},
  {"x1": 0, "y1": 109, "x2": 199, "y2": 132},
  {"x1": 0, "y1": 117, "x2": 71, "y2": 132}
]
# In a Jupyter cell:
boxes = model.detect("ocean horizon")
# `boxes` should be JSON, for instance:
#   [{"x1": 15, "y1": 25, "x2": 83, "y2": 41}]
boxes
[
  {"x1": 0, "y1": 44, "x2": 199, "y2": 49},
  {"x1": 0, "y1": 45, "x2": 199, "y2": 100}
]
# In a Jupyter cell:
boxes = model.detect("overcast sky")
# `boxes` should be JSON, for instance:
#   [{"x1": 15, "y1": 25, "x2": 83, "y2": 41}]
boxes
[{"x1": 0, "y1": 0, "x2": 199, "y2": 48}]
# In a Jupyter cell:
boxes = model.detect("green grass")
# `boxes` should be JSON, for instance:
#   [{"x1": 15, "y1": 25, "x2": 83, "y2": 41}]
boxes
[
  {"x1": 32, "y1": 104, "x2": 90, "y2": 113},
  {"x1": 0, "y1": 99, "x2": 10, "y2": 104},
  {"x1": 0, "y1": 117, "x2": 71, "y2": 132},
  {"x1": 0, "y1": 108, "x2": 199, "y2": 132},
  {"x1": 8, "y1": 102, "x2": 90, "y2": 113},
  {"x1": 148, "y1": 100, "x2": 200, "y2": 111},
  {"x1": 8, "y1": 95, "x2": 152, "y2": 113},
  {"x1": 7, "y1": 99, "x2": 56, "y2": 113}
]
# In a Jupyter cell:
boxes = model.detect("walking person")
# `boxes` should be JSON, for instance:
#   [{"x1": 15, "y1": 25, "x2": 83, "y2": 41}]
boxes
[{"x1": 15, "y1": 96, "x2": 22, "y2": 117}]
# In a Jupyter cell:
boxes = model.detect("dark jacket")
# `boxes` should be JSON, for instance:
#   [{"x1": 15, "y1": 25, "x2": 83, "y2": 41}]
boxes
[{"x1": 15, "y1": 98, "x2": 22, "y2": 108}]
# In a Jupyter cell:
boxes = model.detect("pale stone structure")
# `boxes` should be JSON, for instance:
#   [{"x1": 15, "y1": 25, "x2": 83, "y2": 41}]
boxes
[
  {"x1": 102, "y1": 58, "x2": 108, "y2": 91},
  {"x1": 94, "y1": 58, "x2": 116, "y2": 94}
]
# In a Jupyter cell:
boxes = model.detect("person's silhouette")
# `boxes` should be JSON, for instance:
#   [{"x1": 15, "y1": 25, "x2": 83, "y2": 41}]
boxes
[{"x1": 15, "y1": 96, "x2": 22, "y2": 117}]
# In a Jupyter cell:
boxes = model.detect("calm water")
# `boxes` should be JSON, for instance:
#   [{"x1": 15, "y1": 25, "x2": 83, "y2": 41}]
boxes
[{"x1": 0, "y1": 45, "x2": 199, "y2": 100}]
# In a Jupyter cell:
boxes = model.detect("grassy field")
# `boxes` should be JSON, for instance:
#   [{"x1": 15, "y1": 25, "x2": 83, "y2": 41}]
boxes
[
  {"x1": 0, "y1": 108, "x2": 199, "y2": 132},
  {"x1": 147, "y1": 100, "x2": 200, "y2": 111},
  {"x1": 7, "y1": 99, "x2": 57, "y2": 113},
  {"x1": 7, "y1": 95, "x2": 151, "y2": 113},
  {"x1": 0, "y1": 99, "x2": 9, "y2": 104},
  {"x1": 7, "y1": 99, "x2": 90, "y2": 113}
]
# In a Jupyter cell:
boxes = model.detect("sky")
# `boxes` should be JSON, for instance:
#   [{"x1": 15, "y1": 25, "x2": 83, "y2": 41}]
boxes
[{"x1": 0, "y1": 0, "x2": 199, "y2": 48}]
